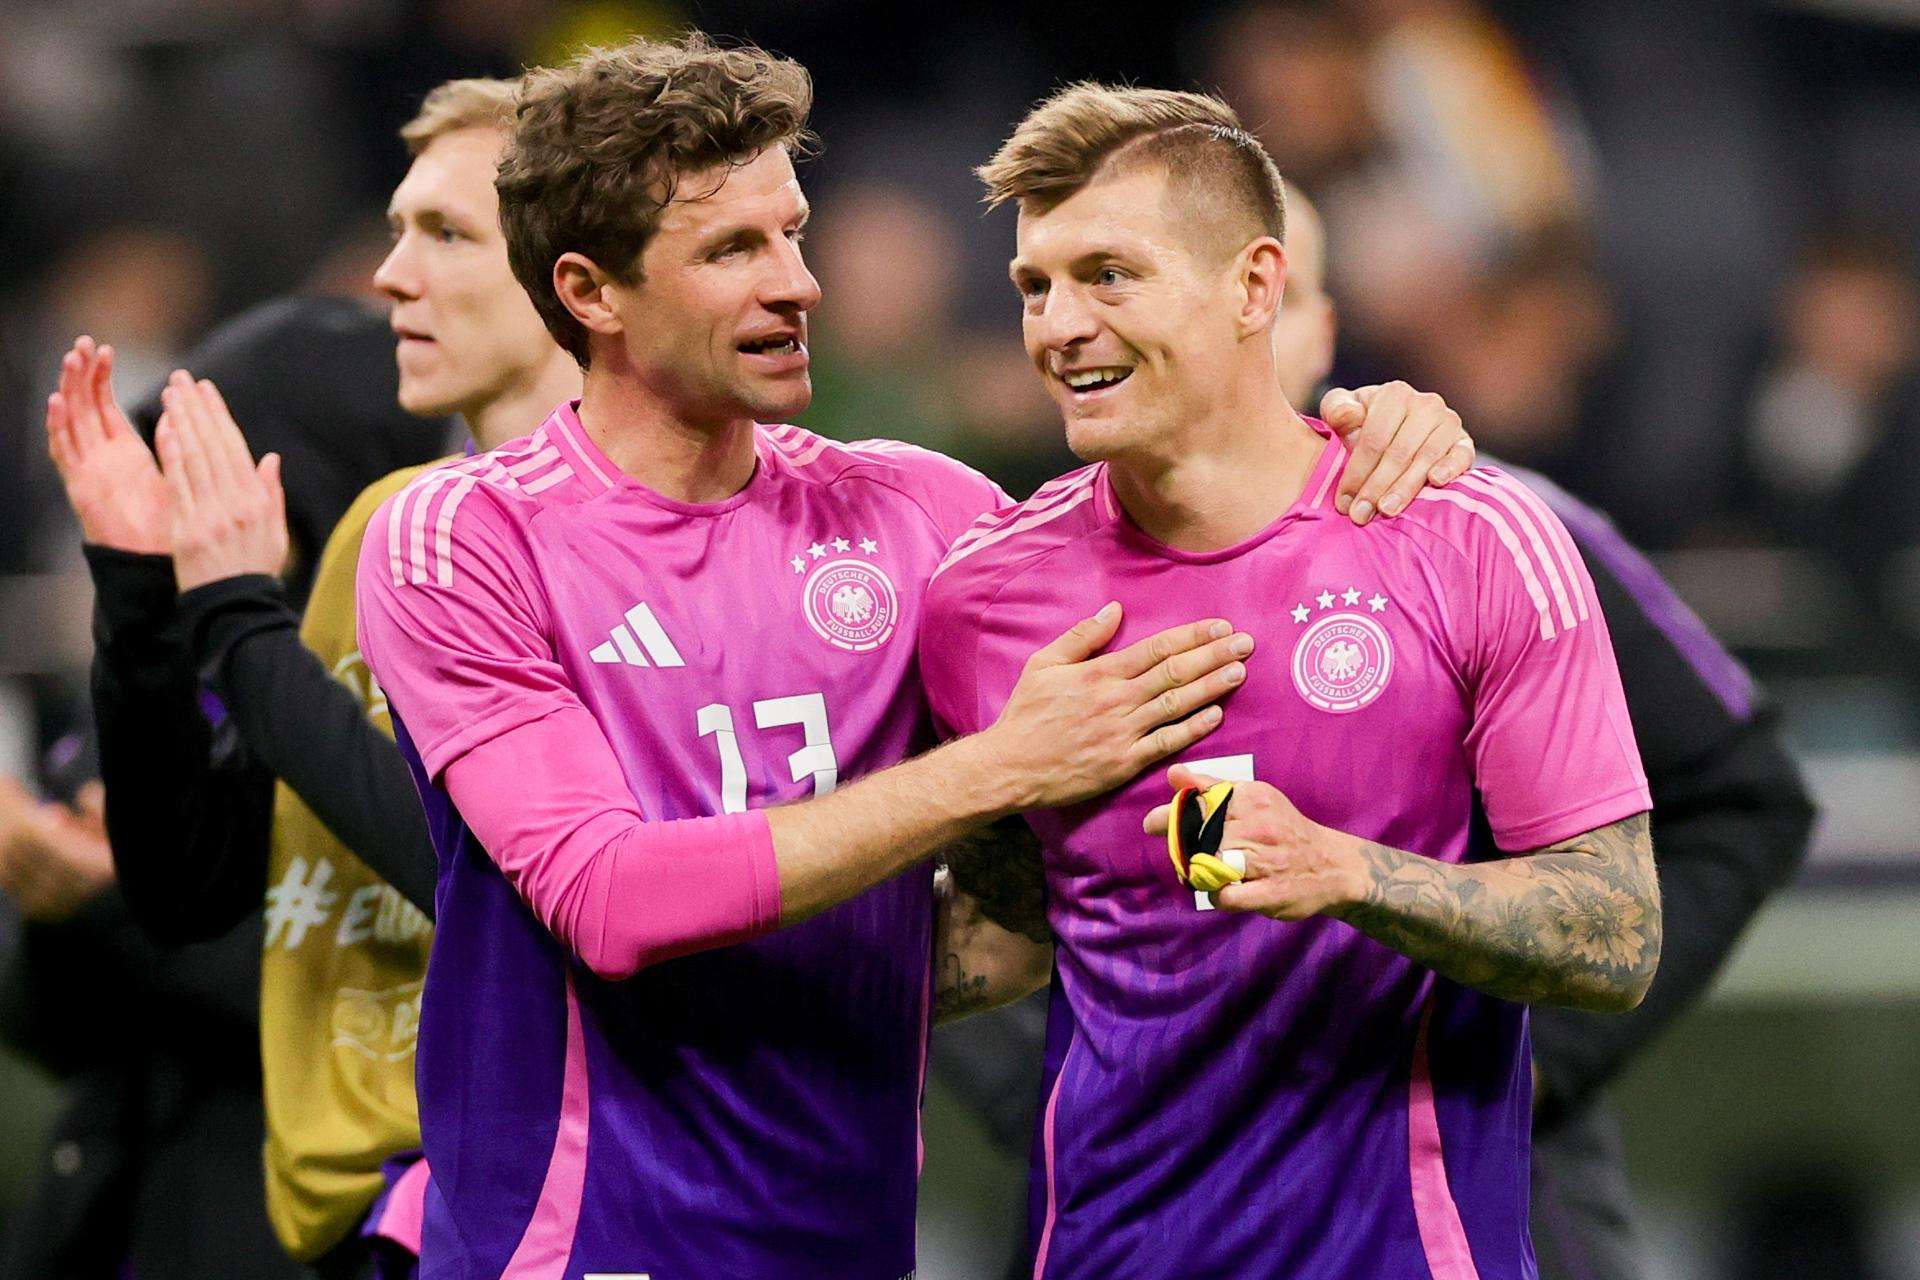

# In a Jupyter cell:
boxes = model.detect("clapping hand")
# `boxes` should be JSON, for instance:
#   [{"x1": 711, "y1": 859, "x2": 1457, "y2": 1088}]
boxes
[
  {"x1": 154, "y1": 372, "x2": 289, "y2": 593},
  {"x1": 44, "y1": 336, "x2": 171, "y2": 554}
]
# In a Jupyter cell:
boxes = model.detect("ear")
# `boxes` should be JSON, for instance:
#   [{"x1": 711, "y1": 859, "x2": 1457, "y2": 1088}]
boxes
[
  {"x1": 1236, "y1": 237, "x2": 1287, "y2": 339},
  {"x1": 552, "y1": 252, "x2": 627, "y2": 342}
]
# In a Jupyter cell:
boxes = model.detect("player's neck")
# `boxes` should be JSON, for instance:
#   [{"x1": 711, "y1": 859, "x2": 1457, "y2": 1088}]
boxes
[
  {"x1": 1108, "y1": 396, "x2": 1325, "y2": 553},
  {"x1": 575, "y1": 365, "x2": 758, "y2": 503},
  {"x1": 465, "y1": 352, "x2": 583, "y2": 452}
]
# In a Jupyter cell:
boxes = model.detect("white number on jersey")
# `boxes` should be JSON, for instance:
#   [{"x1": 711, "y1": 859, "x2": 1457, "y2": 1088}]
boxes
[{"x1": 697, "y1": 692, "x2": 841, "y2": 814}]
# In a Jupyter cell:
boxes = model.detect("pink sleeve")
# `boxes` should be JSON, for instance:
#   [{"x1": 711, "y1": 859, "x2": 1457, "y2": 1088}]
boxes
[
  {"x1": 445, "y1": 706, "x2": 781, "y2": 980},
  {"x1": 355, "y1": 481, "x2": 781, "y2": 978},
  {"x1": 355, "y1": 484, "x2": 574, "y2": 779},
  {"x1": 917, "y1": 558, "x2": 995, "y2": 741},
  {"x1": 1456, "y1": 473, "x2": 1652, "y2": 850}
]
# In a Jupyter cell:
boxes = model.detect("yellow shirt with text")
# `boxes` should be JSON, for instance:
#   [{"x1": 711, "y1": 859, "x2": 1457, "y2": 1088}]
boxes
[{"x1": 260, "y1": 461, "x2": 444, "y2": 1260}]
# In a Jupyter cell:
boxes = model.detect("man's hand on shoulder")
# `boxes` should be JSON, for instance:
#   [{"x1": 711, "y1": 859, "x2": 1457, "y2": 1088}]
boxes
[{"x1": 1320, "y1": 381, "x2": 1474, "y2": 527}]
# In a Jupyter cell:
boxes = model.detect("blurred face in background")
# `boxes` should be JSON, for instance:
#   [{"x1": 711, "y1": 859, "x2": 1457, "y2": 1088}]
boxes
[
  {"x1": 1012, "y1": 163, "x2": 1262, "y2": 463},
  {"x1": 375, "y1": 126, "x2": 557, "y2": 418},
  {"x1": 1271, "y1": 191, "x2": 1337, "y2": 405},
  {"x1": 599, "y1": 145, "x2": 821, "y2": 428},
  {"x1": 810, "y1": 183, "x2": 959, "y2": 361}
]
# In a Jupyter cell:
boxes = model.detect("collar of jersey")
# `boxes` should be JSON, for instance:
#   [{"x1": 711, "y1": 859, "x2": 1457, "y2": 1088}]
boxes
[
  {"x1": 1100, "y1": 426, "x2": 1344, "y2": 564},
  {"x1": 555, "y1": 399, "x2": 776, "y2": 516}
]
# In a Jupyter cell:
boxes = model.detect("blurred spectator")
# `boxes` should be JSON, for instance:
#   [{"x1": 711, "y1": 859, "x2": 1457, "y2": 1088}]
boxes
[
  {"x1": 1208, "y1": 0, "x2": 1595, "y2": 364},
  {"x1": 1406, "y1": 225, "x2": 1619, "y2": 474},
  {"x1": 802, "y1": 183, "x2": 971, "y2": 455},
  {"x1": 1205, "y1": 2, "x2": 1380, "y2": 193},
  {"x1": 1737, "y1": 230, "x2": 1919, "y2": 552},
  {"x1": 802, "y1": 182, "x2": 1072, "y2": 499}
]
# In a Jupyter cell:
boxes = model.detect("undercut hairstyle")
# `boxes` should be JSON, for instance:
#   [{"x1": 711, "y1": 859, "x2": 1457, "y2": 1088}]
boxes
[
  {"x1": 978, "y1": 83, "x2": 1287, "y2": 262},
  {"x1": 498, "y1": 33, "x2": 816, "y2": 364},
  {"x1": 399, "y1": 78, "x2": 520, "y2": 156}
]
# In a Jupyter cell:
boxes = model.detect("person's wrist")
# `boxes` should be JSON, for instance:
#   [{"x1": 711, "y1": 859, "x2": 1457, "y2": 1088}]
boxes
[
  {"x1": 943, "y1": 728, "x2": 1031, "y2": 822},
  {"x1": 1324, "y1": 829, "x2": 1377, "y2": 917},
  {"x1": 78, "y1": 517, "x2": 167, "y2": 556}
]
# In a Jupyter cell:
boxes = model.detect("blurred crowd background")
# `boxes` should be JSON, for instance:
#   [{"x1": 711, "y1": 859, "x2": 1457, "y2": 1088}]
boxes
[{"x1": 1, "y1": 0, "x2": 1917, "y2": 1277}]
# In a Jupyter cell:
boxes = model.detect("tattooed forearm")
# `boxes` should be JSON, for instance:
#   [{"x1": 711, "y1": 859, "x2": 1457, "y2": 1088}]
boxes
[
  {"x1": 933, "y1": 888, "x2": 998, "y2": 1022},
  {"x1": 931, "y1": 827, "x2": 1054, "y2": 1024},
  {"x1": 1331, "y1": 813, "x2": 1660, "y2": 1011},
  {"x1": 940, "y1": 815, "x2": 1050, "y2": 944}
]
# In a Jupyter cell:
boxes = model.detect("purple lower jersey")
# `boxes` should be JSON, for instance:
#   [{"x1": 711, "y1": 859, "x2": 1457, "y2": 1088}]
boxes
[
  {"x1": 919, "y1": 422, "x2": 1652, "y2": 1280},
  {"x1": 358, "y1": 404, "x2": 1006, "y2": 1279}
]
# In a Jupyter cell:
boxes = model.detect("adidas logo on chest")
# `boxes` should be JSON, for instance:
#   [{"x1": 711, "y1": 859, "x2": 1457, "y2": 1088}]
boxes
[{"x1": 588, "y1": 602, "x2": 685, "y2": 668}]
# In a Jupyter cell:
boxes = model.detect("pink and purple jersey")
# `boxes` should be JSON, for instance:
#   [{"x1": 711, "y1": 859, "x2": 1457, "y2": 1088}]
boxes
[
  {"x1": 918, "y1": 420, "x2": 1651, "y2": 1280},
  {"x1": 355, "y1": 402, "x2": 1004, "y2": 1280}
]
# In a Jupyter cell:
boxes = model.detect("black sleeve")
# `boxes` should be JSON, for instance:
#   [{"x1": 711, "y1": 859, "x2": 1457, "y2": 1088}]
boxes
[
  {"x1": 1528, "y1": 526, "x2": 1816, "y2": 1128},
  {"x1": 175, "y1": 575, "x2": 437, "y2": 918},
  {"x1": 86, "y1": 546, "x2": 272, "y2": 946}
]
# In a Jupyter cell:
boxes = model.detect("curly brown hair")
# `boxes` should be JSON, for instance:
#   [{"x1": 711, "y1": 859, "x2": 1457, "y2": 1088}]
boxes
[{"x1": 498, "y1": 33, "x2": 816, "y2": 364}]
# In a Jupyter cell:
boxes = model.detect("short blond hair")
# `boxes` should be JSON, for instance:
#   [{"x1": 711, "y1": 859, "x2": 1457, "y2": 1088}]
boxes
[
  {"x1": 399, "y1": 78, "x2": 520, "y2": 155},
  {"x1": 979, "y1": 83, "x2": 1286, "y2": 256}
]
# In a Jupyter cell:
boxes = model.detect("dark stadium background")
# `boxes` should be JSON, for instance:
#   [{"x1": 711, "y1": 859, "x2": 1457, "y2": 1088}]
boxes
[{"x1": 2, "y1": 1, "x2": 1917, "y2": 1276}]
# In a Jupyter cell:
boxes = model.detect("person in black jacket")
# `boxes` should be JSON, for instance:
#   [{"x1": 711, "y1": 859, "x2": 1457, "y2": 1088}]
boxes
[
  {"x1": 1, "y1": 291, "x2": 447, "y2": 1280},
  {"x1": 43, "y1": 79, "x2": 584, "y2": 1279}
]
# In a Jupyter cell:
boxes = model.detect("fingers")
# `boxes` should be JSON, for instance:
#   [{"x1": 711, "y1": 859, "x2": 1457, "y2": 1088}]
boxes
[
  {"x1": 154, "y1": 416, "x2": 195, "y2": 518},
  {"x1": 1349, "y1": 395, "x2": 1457, "y2": 525},
  {"x1": 1371, "y1": 425, "x2": 1470, "y2": 519},
  {"x1": 1142, "y1": 766, "x2": 1226, "y2": 835},
  {"x1": 1330, "y1": 382, "x2": 1412, "y2": 523},
  {"x1": 58, "y1": 345, "x2": 96, "y2": 446},
  {"x1": 1319, "y1": 386, "x2": 1365, "y2": 436},
  {"x1": 1127, "y1": 654, "x2": 1247, "y2": 736},
  {"x1": 1029, "y1": 601, "x2": 1123, "y2": 668},
  {"x1": 89, "y1": 343, "x2": 133, "y2": 441},
  {"x1": 161, "y1": 374, "x2": 225, "y2": 502},
  {"x1": 72, "y1": 338, "x2": 118, "y2": 444},
  {"x1": 258, "y1": 452, "x2": 284, "y2": 510},
  {"x1": 1211, "y1": 881, "x2": 1260, "y2": 913},
  {"x1": 1127, "y1": 627, "x2": 1252, "y2": 709},
  {"x1": 1165, "y1": 764, "x2": 1224, "y2": 792},
  {"x1": 1430, "y1": 434, "x2": 1474, "y2": 485},
  {"x1": 45, "y1": 392, "x2": 74, "y2": 473},
  {"x1": 1127, "y1": 703, "x2": 1224, "y2": 771},
  {"x1": 1105, "y1": 617, "x2": 1237, "y2": 681},
  {"x1": 196, "y1": 376, "x2": 257, "y2": 486}
]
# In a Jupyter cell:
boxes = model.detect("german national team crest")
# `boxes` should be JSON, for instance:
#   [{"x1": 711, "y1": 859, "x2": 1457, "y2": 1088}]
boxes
[
  {"x1": 1289, "y1": 586, "x2": 1393, "y2": 713},
  {"x1": 791, "y1": 535, "x2": 898, "y2": 653}
]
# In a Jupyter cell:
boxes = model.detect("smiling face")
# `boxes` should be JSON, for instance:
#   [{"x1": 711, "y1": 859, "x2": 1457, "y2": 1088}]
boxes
[
  {"x1": 1012, "y1": 163, "x2": 1262, "y2": 462},
  {"x1": 374, "y1": 126, "x2": 558, "y2": 419},
  {"x1": 598, "y1": 146, "x2": 821, "y2": 427}
]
